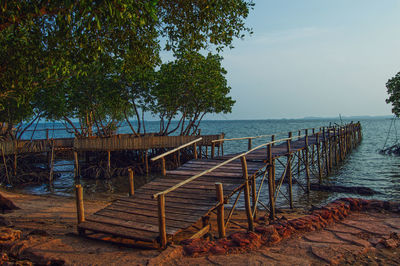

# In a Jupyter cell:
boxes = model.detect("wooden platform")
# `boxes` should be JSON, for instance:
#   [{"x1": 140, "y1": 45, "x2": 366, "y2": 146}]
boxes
[
  {"x1": 77, "y1": 123, "x2": 362, "y2": 248},
  {"x1": 78, "y1": 158, "x2": 266, "y2": 246}
]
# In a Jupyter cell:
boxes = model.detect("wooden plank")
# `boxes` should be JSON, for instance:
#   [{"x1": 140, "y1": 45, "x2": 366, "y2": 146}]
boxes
[
  {"x1": 131, "y1": 192, "x2": 217, "y2": 206},
  {"x1": 102, "y1": 205, "x2": 201, "y2": 224},
  {"x1": 87, "y1": 214, "x2": 166, "y2": 234},
  {"x1": 116, "y1": 197, "x2": 213, "y2": 212},
  {"x1": 78, "y1": 221, "x2": 158, "y2": 242}
]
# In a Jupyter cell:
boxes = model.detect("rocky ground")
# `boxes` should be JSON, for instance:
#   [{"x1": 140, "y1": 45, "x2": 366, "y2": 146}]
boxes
[{"x1": 0, "y1": 190, "x2": 399, "y2": 265}]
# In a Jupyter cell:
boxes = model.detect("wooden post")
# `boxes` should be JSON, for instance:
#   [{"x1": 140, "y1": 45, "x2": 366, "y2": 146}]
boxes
[
  {"x1": 316, "y1": 133, "x2": 322, "y2": 183},
  {"x1": 215, "y1": 183, "x2": 226, "y2": 238},
  {"x1": 252, "y1": 175, "x2": 257, "y2": 219},
  {"x1": 75, "y1": 184, "x2": 85, "y2": 223},
  {"x1": 267, "y1": 144, "x2": 275, "y2": 220},
  {"x1": 73, "y1": 151, "x2": 79, "y2": 178},
  {"x1": 193, "y1": 143, "x2": 198, "y2": 159},
  {"x1": 328, "y1": 129, "x2": 333, "y2": 170},
  {"x1": 297, "y1": 130, "x2": 301, "y2": 176},
  {"x1": 211, "y1": 143, "x2": 215, "y2": 159},
  {"x1": 46, "y1": 129, "x2": 49, "y2": 140},
  {"x1": 241, "y1": 156, "x2": 254, "y2": 231},
  {"x1": 248, "y1": 138, "x2": 252, "y2": 151},
  {"x1": 161, "y1": 157, "x2": 166, "y2": 176},
  {"x1": 287, "y1": 132, "x2": 293, "y2": 209},
  {"x1": 13, "y1": 140, "x2": 17, "y2": 176},
  {"x1": 271, "y1": 135, "x2": 275, "y2": 146},
  {"x1": 145, "y1": 150, "x2": 149, "y2": 175},
  {"x1": 323, "y1": 128, "x2": 330, "y2": 176},
  {"x1": 49, "y1": 141, "x2": 55, "y2": 183},
  {"x1": 107, "y1": 150, "x2": 111, "y2": 174},
  {"x1": 128, "y1": 168, "x2": 134, "y2": 196},
  {"x1": 158, "y1": 194, "x2": 167, "y2": 249},
  {"x1": 305, "y1": 130, "x2": 310, "y2": 193}
]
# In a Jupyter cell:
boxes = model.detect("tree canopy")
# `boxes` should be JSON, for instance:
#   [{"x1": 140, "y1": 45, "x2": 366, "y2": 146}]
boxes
[
  {"x1": 0, "y1": 0, "x2": 254, "y2": 137},
  {"x1": 386, "y1": 72, "x2": 400, "y2": 117}
]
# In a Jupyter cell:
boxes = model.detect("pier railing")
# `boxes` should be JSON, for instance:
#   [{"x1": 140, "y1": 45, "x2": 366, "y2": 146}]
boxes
[
  {"x1": 150, "y1": 137, "x2": 203, "y2": 176},
  {"x1": 152, "y1": 133, "x2": 306, "y2": 247},
  {"x1": 152, "y1": 122, "x2": 362, "y2": 248}
]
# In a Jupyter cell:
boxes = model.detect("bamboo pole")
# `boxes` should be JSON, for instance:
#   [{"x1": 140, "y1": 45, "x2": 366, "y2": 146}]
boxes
[
  {"x1": 161, "y1": 157, "x2": 166, "y2": 176},
  {"x1": 75, "y1": 184, "x2": 85, "y2": 223},
  {"x1": 107, "y1": 150, "x2": 111, "y2": 174},
  {"x1": 323, "y1": 128, "x2": 330, "y2": 176},
  {"x1": 49, "y1": 141, "x2": 55, "y2": 183},
  {"x1": 158, "y1": 194, "x2": 167, "y2": 249},
  {"x1": 297, "y1": 131, "x2": 301, "y2": 176},
  {"x1": 145, "y1": 150, "x2": 149, "y2": 175},
  {"x1": 215, "y1": 183, "x2": 226, "y2": 238},
  {"x1": 74, "y1": 151, "x2": 79, "y2": 178},
  {"x1": 193, "y1": 143, "x2": 198, "y2": 159},
  {"x1": 287, "y1": 132, "x2": 293, "y2": 209},
  {"x1": 267, "y1": 144, "x2": 275, "y2": 220},
  {"x1": 13, "y1": 140, "x2": 17, "y2": 176},
  {"x1": 241, "y1": 156, "x2": 254, "y2": 231},
  {"x1": 1, "y1": 148, "x2": 10, "y2": 184},
  {"x1": 128, "y1": 168, "x2": 134, "y2": 196},
  {"x1": 316, "y1": 133, "x2": 322, "y2": 183},
  {"x1": 252, "y1": 175, "x2": 257, "y2": 219},
  {"x1": 305, "y1": 130, "x2": 310, "y2": 193}
]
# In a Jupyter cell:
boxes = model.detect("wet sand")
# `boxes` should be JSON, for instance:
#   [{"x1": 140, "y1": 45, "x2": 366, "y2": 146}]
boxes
[{"x1": 0, "y1": 190, "x2": 399, "y2": 265}]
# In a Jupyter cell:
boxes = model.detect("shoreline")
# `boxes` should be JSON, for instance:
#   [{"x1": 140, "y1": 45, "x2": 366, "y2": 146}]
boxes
[{"x1": 0, "y1": 190, "x2": 399, "y2": 265}]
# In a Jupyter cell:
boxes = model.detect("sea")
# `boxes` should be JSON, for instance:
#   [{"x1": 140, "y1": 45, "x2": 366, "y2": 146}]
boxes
[{"x1": 8, "y1": 117, "x2": 400, "y2": 208}]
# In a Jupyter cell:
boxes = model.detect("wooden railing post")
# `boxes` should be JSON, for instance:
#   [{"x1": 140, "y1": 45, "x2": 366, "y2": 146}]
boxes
[
  {"x1": 241, "y1": 156, "x2": 254, "y2": 231},
  {"x1": 287, "y1": 132, "x2": 293, "y2": 209},
  {"x1": 161, "y1": 157, "x2": 166, "y2": 176},
  {"x1": 316, "y1": 133, "x2": 322, "y2": 183},
  {"x1": 145, "y1": 150, "x2": 149, "y2": 175},
  {"x1": 211, "y1": 143, "x2": 215, "y2": 159},
  {"x1": 73, "y1": 150, "x2": 79, "y2": 178},
  {"x1": 158, "y1": 194, "x2": 167, "y2": 249},
  {"x1": 305, "y1": 129, "x2": 310, "y2": 193},
  {"x1": 248, "y1": 138, "x2": 252, "y2": 151},
  {"x1": 75, "y1": 184, "x2": 85, "y2": 224},
  {"x1": 193, "y1": 142, "x2": 198, "y2": 159},
  {"x1": 215, "y1": 183, "x2": 226, "y2": 238},
  {"x1": 267, "y1": 144, "x2": 275, "y2": 220},
  {"x1": 128, "y1": 168, "x2": 134, "y2": 196}
]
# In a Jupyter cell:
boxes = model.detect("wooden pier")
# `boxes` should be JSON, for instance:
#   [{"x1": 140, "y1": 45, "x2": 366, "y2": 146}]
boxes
[{"x1": 76, "y1": 122, "x2": 362, "y2": 249}]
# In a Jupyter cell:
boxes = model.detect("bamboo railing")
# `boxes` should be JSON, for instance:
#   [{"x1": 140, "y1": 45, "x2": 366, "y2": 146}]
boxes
[
  {"x1": 150, "y1": 137, "x2": 203, "y2": 176},
  {"x1": 152, "y1": 122, "x2": 362, "y2": 248}
]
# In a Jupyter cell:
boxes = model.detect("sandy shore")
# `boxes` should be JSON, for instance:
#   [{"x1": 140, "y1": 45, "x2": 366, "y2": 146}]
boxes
[{"x1": 0, "y1": 190, "x2": 399, "y2": 265}]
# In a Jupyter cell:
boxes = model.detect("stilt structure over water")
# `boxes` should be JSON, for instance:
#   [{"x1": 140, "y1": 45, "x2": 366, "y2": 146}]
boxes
[{"x1": 76, "y1": 122, "x2": 362, "y2": 249}]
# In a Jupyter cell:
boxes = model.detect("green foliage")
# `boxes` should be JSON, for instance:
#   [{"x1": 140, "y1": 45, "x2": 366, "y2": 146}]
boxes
[
  {"x1": 0, "y1": 0, "x2": 253, "y2": 136},
  {"x1": 386, "y1": 72, "x2": 400, "y2": 117},
  {"x1": 152, "y1": 52, "x2": 235, "y2": 135}
]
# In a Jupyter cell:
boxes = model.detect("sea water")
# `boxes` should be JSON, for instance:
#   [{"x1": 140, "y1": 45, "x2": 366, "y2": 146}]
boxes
[{"x1": 9, "y1": 117, "x2": 400, "y2": 207}]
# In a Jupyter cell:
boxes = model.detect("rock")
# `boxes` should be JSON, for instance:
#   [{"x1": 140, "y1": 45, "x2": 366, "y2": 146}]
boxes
[
  {"x1": 0, "y1": 216, "x2": 13, "y2": 227},
  {"x1": 183, "y1": 239, "x2": 210, "y2": 256},
  {"x1": 0, "y1": 194, "x2": 19, "y2": 213},
  {"x1": 0, "y1": 227, "x2": 21, "y2": 243},
  {"x1": 15, "y1": 260, "x2": 33, "y2": 266},
  {"x1": 230, "y1": 232, "x2": 261, "y2": 249},
  {"x1": 383, "y1": 238, "x2": 398, "y2": 248},
  {"x1": 0, "y1": 252, "x2": 9, "y2": 264},
  {"x1": 209, "y1": 245, "x2": 226, "y2": 255}
]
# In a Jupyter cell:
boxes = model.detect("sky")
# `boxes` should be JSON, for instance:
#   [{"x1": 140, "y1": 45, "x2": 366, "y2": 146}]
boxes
[{"x1": 208, "y1": 0, "x2": 400, "y2": 119}]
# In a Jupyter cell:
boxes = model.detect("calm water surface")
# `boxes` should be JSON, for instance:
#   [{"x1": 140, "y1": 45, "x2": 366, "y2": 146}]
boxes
[{"x1": 9, "y1": 118, "x2": 400, "y2": 207}]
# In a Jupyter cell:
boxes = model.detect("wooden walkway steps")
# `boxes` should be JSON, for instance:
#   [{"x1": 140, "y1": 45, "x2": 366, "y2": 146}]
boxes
[{"x1": 76, "y1": 123, "x2": 362, "y2": 249}]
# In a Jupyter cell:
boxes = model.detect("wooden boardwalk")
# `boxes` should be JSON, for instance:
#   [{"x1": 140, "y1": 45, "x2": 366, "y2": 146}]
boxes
[{"x1": 77, "y1": 123, "x2": 362, "y2": 248}]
